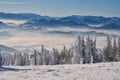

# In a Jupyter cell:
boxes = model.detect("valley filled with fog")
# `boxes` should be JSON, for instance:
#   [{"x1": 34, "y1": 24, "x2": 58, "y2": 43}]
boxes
[{"x1": 0, "y1": 19, "x2": 120, "y2": 52}]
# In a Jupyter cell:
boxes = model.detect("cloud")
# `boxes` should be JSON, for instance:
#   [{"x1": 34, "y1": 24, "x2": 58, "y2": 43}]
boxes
[
  {"x1": 0, "y1": 2, "x2": 24, "y2": 5},
  {"x1": 0, "y1": 31, "x2": 13, "y2": 38}
]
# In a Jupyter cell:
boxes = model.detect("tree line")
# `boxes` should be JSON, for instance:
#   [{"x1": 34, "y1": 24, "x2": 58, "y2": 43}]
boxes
[{"x1": 0, "y1": 35, "x2": 120, "y2": 66}]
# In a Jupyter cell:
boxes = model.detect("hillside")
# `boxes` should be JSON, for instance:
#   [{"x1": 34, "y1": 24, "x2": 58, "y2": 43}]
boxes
[
  {"x1": 0, "y1": 45, "x2": 17, "y2": 53},
  {"x1": 98, "y1": 21, "x2": 120, "y2": 29},
  {"x1": 0, "y1": 21, "x2": 10, "y2": 29},
  {"x1": 0, "y1": 62, "x2": 120, "y2": 80}
]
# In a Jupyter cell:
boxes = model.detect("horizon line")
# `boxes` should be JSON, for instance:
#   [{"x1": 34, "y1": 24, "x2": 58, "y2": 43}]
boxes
[{"x1": 0, "y1": 12, "x2": 120, "y2": 18}]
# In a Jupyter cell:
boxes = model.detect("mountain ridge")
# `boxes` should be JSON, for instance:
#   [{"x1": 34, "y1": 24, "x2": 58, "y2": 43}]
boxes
[{"x1": 0, "y1": 12, "x2": 120, "y2": 29}]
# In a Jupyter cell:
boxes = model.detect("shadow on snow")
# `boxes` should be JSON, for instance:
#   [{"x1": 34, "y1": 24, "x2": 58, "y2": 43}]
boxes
[{"x1": 0, "y1": 67, "x2": 31, "y2": 72}]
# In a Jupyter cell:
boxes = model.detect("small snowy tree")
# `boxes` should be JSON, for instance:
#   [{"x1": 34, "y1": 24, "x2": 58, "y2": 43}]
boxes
[
  {"x1": 0, "y1": 52, "x2": 2, "y2": 67},
  {"x1": 72, "y1": 36, "x2": 83, "y2": 64},
  {"x1": 103, "y1": 35, "x2": 114, "y2": 62},
  {"x1": 117, "y1": 37, "x2": 120, "y2": 61},
  {"x1": 48, "y1": 52, "x2": 55, "y2": 65},
  {"x1": 24, "y1": 53, "x2": 30, "y2": 65},
  {"x1": 84, "y1": 36, "x2": 92, "y2": 63},
  {"x1": 52, "y1": 48, "x2": 59, "y2": 64},
  {"x1": 30, "y1": 50, "x2": 39, "y2": 65},
  {"x1": 113, "y1": 37, "x2": 117, "y2": 61},
  {"x1": 58, "y1": 46, "x2": 67, "y2": 64},
  {"x1": 14, "y1": 52, "x2": 23, "y2": 66},
  {"x1": 41, "y1": 45, "x2": 49, "y2": 65},
  {"x1": 65, "y1": 48, "x2": 73, "y2": 64},
  {"x1": 91, "y1": 38, "x2": 97, "y2": 63}
]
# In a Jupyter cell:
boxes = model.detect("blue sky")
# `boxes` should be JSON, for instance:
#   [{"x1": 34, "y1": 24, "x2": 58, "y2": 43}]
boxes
[{"x1": 0, "y1": 0, "x2": 120, "y2": 17}]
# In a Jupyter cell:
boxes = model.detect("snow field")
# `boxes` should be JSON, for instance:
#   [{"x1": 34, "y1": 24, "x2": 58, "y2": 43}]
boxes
[{"x1": 0, "y1": 62, "x2": 120, "y2": 80}]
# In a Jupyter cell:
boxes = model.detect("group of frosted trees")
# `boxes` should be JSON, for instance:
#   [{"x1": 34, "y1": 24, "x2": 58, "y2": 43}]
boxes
[
  {"x1": 103, "y1": 36, "x2": 120, "y2": 62},
  {"x1": 72, "y1": 36, "x2": 103, "y2": 64},
  {"x1": 0, "y1": 35, "x2": 120, "y2": 66}
]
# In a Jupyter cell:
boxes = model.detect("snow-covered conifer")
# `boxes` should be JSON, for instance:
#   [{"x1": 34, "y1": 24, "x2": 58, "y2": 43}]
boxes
[{"x1": 0, "y1": 51, "x2": 2, "y2": 67}]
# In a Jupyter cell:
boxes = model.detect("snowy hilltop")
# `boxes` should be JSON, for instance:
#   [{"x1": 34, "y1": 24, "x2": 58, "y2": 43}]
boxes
[{"x1": 0, "y1": 62, "x2": 120, "y2": 80}]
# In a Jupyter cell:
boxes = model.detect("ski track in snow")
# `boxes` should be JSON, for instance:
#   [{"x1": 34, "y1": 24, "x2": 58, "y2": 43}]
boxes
[{"x1": 0, "y1": 62, "x2": 120, "y2": 80}]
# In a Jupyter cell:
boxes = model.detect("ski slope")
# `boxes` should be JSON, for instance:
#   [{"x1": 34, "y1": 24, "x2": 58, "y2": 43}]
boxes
[{"x1": 0, "y1": 62, "x2": 120, "y2": 80}]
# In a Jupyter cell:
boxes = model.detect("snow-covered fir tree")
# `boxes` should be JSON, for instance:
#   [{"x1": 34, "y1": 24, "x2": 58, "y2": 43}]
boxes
[
  {"x1": 72, "y1": 36, "x2": 83, "y2": 64},
  {"x1": 58, "y1": 46, "x2": 67, "y2": 64},
  {"x1": 103, "y1": 35, "x2": 113, "y2": 62},
  {"x1": 113, "y1": 37, "x2": 117, "y2": 61},
  {"x1": 52, "y1": 48, "x2": 59, "y2": 64},
  {"x1": 117, "y1": 37, "x2": 120, "y2": 61},
  {"x1": 103, "y1": 35, "x2": 120, "y2": 62},
  {"x1": 0, "y1": 51, "x2": 2, "y2": 67}
]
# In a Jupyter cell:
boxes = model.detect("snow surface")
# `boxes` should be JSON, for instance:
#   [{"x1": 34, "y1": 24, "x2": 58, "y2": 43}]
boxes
[{"x1": 0, "y1": 62, "x2": 120, "y2": 80}]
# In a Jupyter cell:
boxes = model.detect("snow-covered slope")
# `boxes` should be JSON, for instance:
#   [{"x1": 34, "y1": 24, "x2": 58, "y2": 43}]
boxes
[
  {"x1": 0, "y1": 45, "x2": 17, "y2": 53},
  {"x1": 0, "y1": 62, "x2": 120, "y2": 80}
]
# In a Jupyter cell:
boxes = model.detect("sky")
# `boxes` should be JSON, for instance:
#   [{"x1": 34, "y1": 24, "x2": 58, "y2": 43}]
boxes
[{"x1": 0, "y1": 0, "x2": 120, "y2": 17}]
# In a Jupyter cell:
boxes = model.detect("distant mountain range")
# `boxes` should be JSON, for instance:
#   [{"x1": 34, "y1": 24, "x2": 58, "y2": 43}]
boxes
[
  {"x1": 0, "y1": 12, "x2": 120, "y2": 29},
  {"x1": 0, "y1": 12, "x2": 51, "y2": 20}
]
